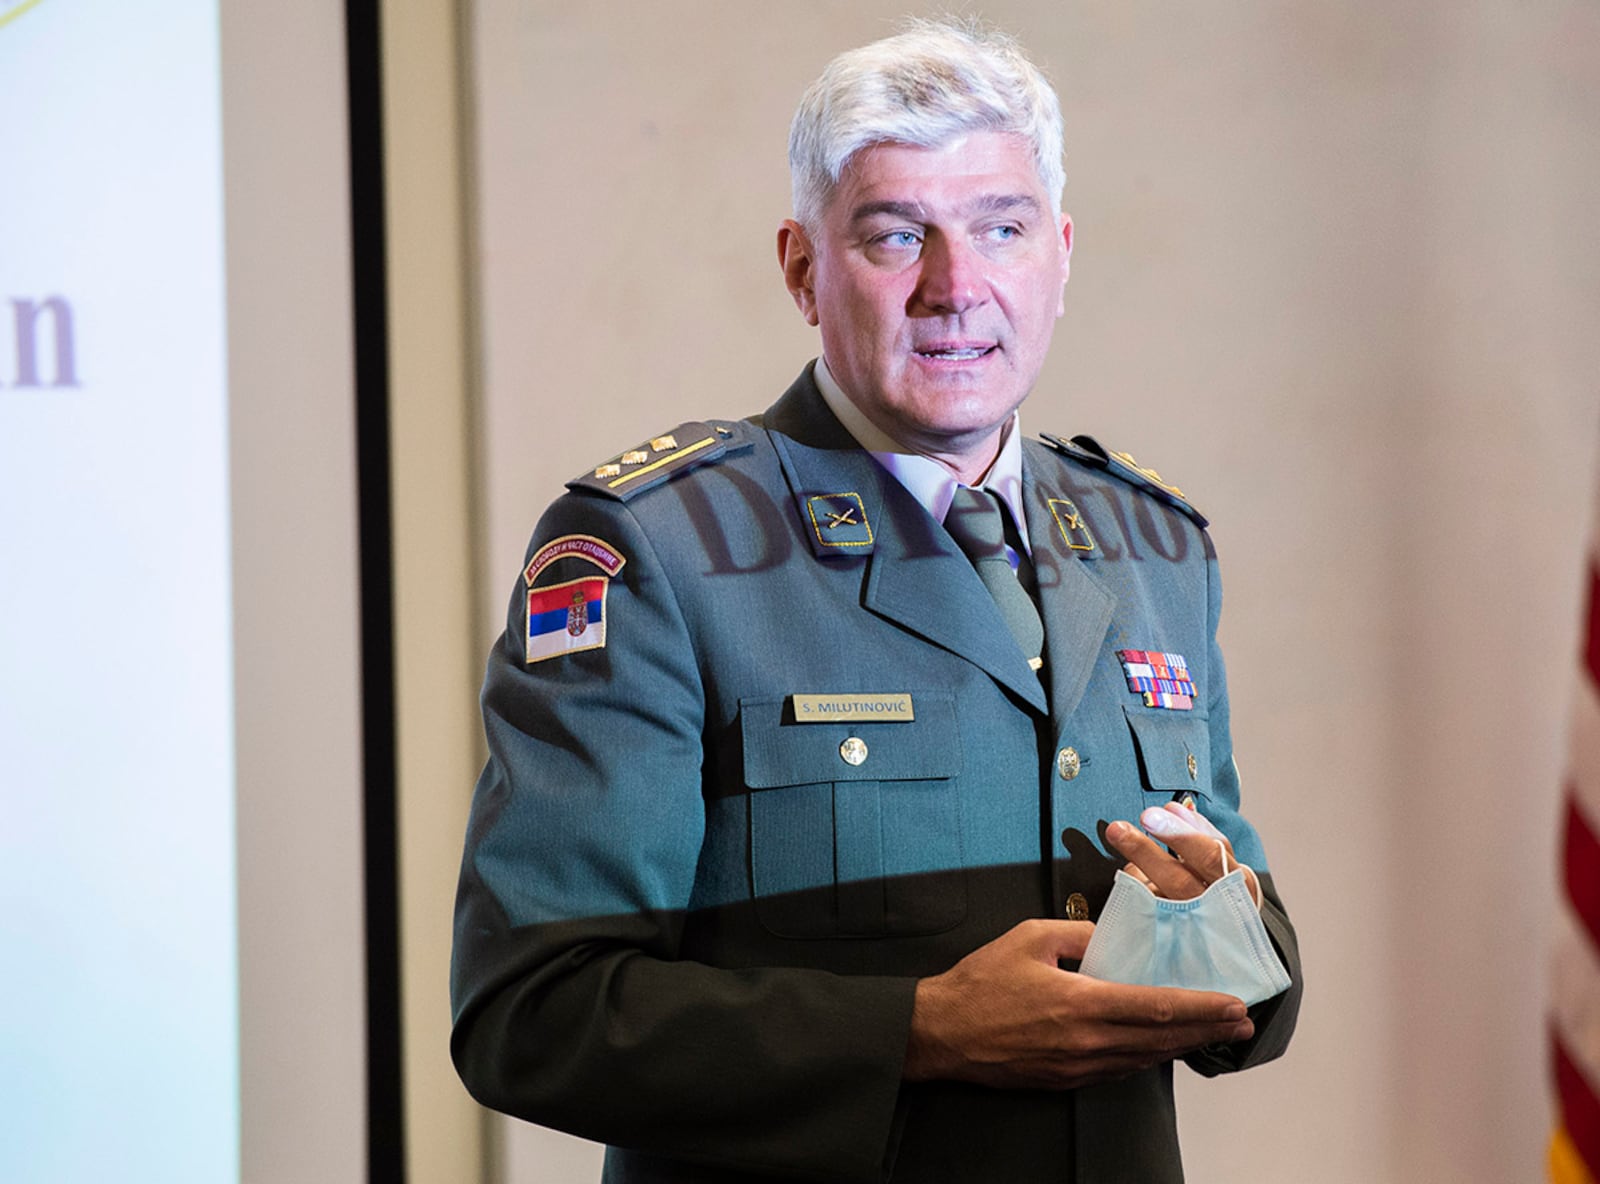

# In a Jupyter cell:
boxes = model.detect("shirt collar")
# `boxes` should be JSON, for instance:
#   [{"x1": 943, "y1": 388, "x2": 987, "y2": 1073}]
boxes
[{"x1": 813, "y1": 355, "x2": 1031, "y2": 553}]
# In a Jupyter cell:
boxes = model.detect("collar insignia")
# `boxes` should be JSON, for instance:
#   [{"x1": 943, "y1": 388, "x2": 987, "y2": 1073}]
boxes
[{"x1": 802, "y1": 492, "x2": 874, "y2": 554}]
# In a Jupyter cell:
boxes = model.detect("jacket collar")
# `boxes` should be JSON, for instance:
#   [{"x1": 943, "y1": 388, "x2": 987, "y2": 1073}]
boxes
[{"x1": 760, "y1": 368, "x2": 1115, "y2": 718}]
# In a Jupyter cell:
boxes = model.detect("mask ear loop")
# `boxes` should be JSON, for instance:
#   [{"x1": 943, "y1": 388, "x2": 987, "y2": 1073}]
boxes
[{"x1": 1215, "y1": 838, "x2": 1264, "y2": 908}]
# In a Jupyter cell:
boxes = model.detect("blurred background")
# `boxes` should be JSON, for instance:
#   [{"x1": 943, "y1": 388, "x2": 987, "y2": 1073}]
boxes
[{"x1": 3, "y1": 1, "x2": 1596, "y2": 1181}]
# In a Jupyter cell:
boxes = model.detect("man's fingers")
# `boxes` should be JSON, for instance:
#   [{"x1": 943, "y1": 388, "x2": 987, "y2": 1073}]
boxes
[
  {"x1": 1072, "y1": 979, "x2": 1255, "y2": 1064},
  {"x1": 907, "y1": 920, "x2": 1257, "y2": 1089},
  {"x1": 1138, "y1": 805, "x2": 1209, "y2": 847},
  {"x1": 1013, "y1": 917, "x2": 1095, "y2": 962},
  {"x1": 1121, "y1": 862, "x2": 1159, "y2": 893},
  {"x1": 1141, "y1": 808, "x2": 1263, "y2": 905},
  {"x1": 1164, "y1": 799, "x2": 1227, "y2": 841},
  {"x1": 1108, "y1": 809, "x2": 1260, "y2": 904},
  {"x1": 1088, "y1": 978, "x2": 1247, "y2": 1027},
  {"x1": 1146, "y1": 823, "x2": 1231, "y2": 882},
  {"x1": 1106, "y1": 819, "x2": 1208, "y2": 900}
]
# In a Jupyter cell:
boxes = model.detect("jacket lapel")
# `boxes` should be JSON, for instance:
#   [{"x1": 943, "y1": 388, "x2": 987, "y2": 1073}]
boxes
[
  {"x1": 762, "y1": 371, "x2": 1049, "y2": 713},
  {"x1": 1023, "y1": 444, "x2": 1116, "y2": 722},
  {"x1": 862, "y1": 528, "x2": 1049, "y2": 713}
]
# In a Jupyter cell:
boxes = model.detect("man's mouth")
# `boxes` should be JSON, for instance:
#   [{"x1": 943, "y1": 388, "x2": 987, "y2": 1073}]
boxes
[{"x1": 914, "y1": 344, "x2": 996, "y2": 361}]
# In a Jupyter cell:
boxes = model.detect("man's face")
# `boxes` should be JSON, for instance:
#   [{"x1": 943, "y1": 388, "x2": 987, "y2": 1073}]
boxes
[{"x1": 780, "y1": 131, "x2": 1072, "y2": 470}]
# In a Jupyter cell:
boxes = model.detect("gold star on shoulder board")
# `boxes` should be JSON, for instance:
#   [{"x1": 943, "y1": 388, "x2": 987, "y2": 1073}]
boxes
[{"x1": 1110, "y1": 450, "x2": 1185, "y2": 499}]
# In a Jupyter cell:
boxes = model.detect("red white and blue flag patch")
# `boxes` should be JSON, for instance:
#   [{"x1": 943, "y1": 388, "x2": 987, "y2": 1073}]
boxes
[
  {"x1": 526, "y1": 576, "x2": 609, "y2": 664},
  {"x1": 1116, "y1": 648, "x2": 1195, "y2": 710}
]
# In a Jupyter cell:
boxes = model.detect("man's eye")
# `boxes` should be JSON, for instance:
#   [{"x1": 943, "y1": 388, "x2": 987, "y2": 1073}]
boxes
[
  {"x1": 878, "y1": 230, "x2": 922, "y2": 248},
  {"x1": 987, "y1": 224, "x2": 1022, "y2": 242}
]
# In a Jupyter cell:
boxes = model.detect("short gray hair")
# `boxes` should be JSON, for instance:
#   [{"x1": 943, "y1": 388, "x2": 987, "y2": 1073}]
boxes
[{"x1": 788, "y1": 17, "x2": 1066, "y2": 230}]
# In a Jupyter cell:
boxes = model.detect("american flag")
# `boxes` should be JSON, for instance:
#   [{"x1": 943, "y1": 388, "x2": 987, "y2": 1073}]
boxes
[{"x1": 1552, "y1": 468, "x2": 1600, "y2": 1183}]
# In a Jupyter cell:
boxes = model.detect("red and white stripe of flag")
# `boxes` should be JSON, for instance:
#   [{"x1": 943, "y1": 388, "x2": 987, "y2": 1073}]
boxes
[{"x1": 1552, "y1": 468, "x2": 1600, "y2": 1184}]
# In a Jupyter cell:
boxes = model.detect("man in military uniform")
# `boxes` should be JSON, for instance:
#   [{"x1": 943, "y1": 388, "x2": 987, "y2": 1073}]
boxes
[{"x1": 451, "y1": 19, "x2": 1299, "y2": 1183}]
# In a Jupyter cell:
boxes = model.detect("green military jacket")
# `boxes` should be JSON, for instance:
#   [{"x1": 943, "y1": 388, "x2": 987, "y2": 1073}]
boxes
[{"x1": 451, "y1": 368, "x2": 1301, "y2": 1183}]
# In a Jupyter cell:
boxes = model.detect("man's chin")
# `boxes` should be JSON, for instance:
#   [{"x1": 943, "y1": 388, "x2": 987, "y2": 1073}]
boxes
[
  {"x1": 890, "y1": 410, "x2": 1015, "y2": 470},
  {"x1": 900, "y1": 390, "x2": 1024, "y2": 435}
]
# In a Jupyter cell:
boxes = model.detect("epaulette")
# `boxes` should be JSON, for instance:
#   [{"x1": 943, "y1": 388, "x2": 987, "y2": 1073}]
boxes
[
  {"x1": 1040, "y1": 432, "x2": 1208, "y2": 529},
  {"x1": 567, "y1": 419, "x2": 755, "y2": 501}
]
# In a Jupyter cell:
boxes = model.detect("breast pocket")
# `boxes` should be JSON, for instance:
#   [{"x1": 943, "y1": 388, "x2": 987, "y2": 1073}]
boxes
[
  {"x1": 739, "y1": 692, "x2": 965, "y2": 939},
  {"x1": 1123, "y1": 706, "x2": 1211, "y2": 804}
]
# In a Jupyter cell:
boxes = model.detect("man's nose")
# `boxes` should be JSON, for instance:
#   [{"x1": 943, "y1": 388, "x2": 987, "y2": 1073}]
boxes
[{"x1": 914, "y1": 235, "x2": 988, "y2": 314}]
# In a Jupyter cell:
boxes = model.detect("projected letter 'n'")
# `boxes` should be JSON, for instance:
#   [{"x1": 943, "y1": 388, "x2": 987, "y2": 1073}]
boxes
[{"x1": 11, "y1": 296, "x2": 79, "y2": 388}]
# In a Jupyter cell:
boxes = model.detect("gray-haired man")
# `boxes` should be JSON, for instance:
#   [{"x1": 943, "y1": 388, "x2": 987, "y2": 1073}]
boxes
[{"x1": 452, "y1": 19, "x2": 1300, "y2": 1182}]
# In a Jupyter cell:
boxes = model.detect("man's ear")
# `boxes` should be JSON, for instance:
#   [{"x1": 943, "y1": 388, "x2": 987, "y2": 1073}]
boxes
[
  {"x1": 1056, "y1": 212, "x2": 1074, "y2": 316},
  {"x1": 777, "y1": 220, "x2": 820, "y2": 326}
]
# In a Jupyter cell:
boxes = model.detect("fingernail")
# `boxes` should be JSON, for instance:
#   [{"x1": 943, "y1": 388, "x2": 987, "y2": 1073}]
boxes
[
  {"x1": 1106, "y1": 820, "x2": 1129, "y2": 841},
  {"x1": 1232, "y1": 1021, "x2": 1255, "y2": 1040},
  {"x1": 1141, "y1": 808, "x2": 1183, "y2": 837}
]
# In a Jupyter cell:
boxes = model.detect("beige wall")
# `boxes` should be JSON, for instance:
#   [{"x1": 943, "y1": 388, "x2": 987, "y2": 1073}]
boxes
[
  {"x1": 226, "y1": 1, "x2": 369, "y2": 1178},
  {"x1": 381, "y1": 0, "x2": 492, "y2": 1179},
  {"x1": 435, "y1": 2, "x2": 1600, "y2": 1180}
]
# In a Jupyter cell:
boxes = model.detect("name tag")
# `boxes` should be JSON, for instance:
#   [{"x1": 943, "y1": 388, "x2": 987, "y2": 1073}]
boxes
[{"x1": 791, "y1": 693, "x2": 914, "y2": 722}]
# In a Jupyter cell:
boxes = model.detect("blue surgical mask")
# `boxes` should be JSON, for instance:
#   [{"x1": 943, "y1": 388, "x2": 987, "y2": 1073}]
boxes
[{"x1": 1077, "y1": 844, "x2": 1291, "y2": 1007}]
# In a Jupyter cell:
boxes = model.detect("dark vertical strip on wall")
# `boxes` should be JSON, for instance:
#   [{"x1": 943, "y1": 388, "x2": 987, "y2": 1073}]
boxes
[{"x1": 344, "y1": 0, "x2": 406, "y2": 1179}]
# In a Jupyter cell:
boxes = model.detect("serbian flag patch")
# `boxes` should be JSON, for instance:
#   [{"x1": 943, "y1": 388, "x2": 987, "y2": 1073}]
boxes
[{"x1": 526, "y1": 576, "x2": 609, "y2": 663}]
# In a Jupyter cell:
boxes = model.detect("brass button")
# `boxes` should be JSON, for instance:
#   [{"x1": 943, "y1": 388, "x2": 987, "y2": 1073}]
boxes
[
  {"x1": 1186, "y1": 752, "x2": 1198, "y2": 780},
  {"x1": 1064, "y1": 892, "x2": 1089, "y2": 921},
  {"x1": 1181, "y1": 794, "x2": 1196, "y2": 811},
  {"x1": 1057, "y1": 746, "x2": 1080, "y2": 781},
  {"x1": 839, "y1": 737, "x2": 868, "y2": 766}
]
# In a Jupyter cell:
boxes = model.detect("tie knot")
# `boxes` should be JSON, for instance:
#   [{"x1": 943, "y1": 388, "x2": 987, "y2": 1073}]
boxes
[{"x1": 944, "y1": 486, "x2": 1009, "y2": 562}]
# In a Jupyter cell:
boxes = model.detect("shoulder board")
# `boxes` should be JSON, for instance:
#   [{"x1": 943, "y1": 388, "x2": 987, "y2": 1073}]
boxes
[
  {"x1": 568, "y1": 419, "x2": 755, "y2": 501},
  {"x1": 1039, "y1": 432, "x2": 1208, "y2": 529}
]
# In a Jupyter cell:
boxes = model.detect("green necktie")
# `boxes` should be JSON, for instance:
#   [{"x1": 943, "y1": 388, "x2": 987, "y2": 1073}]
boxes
[{"x1": 944, "y1": 486, "x2": 1045, "y2": 671}]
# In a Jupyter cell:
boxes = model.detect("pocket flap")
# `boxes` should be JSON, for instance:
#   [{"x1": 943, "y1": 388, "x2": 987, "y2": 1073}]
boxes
[
  {"x1": 1123, "y1": 707, "x2": 1210, "y2": 792},
  {"x1": 740, "y1": 692, "x2": 961, "y2": 789}
]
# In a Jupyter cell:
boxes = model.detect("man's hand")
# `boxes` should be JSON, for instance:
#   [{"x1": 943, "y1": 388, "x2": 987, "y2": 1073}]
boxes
[
  {"x1": 903, "y1": 918, "x2": 1254, "y2": 1089},
  {"x1": 1106, "y1": 800, "x2": 1262, "y2": 907}
]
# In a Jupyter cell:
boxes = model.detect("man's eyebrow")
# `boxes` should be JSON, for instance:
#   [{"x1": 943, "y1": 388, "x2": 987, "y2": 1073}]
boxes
[
  {"x1": 973, "y1": 193, "x2": 1043, "y2": 215},
  {"x1": 849, "y1": 200, "x2": 925, "y2": 224},
  {"x1": 848, "y1": 193, "x2": 1043, "y2": 224}
]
